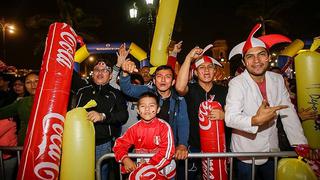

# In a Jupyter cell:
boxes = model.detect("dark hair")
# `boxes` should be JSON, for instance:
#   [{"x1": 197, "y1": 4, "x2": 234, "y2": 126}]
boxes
[
  {"x1": 242, "y1": 47, "x2": 270, "y2": 60},
  {"x1": 138, "y1": 91, "x2": 159, "y2": 106},
  {"x1": 10, "y1": 76, "x2": 25, "y2": 87},
  {"x1": 94, "y1": 59, "x2": 113, "y2": 69},
  {"x1": 25, "y1": 71, "x2": 39, "y2": 80},
  {"x1": 154, "y1": 65, "x2": 175, "y2": 79},
  {"x1": 0, "y1": 72, "x2": 13, "y2": 82}
]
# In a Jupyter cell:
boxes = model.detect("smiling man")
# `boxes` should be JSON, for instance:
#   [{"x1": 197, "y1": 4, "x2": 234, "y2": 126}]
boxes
[
  {"x1": 225, "y1": 24, "x2": 308, "y2": 180},
  {"x1": 71, "y1": 59, "x2": 128, "y2": 180}
]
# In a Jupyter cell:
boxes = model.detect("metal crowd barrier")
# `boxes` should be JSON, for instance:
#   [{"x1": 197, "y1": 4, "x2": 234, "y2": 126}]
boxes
[
  {"x1": 0, "y1": 146, "x2": 23, "y2": 180},
  {"x1": 0, "y1": 146, "x2": 297, "y2": 180},
  {"x1": 96, "y1": 151, "x2": 297, "y2": 180}
]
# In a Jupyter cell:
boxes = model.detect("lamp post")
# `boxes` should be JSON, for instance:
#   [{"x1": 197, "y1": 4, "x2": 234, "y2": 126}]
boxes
[
  {"x1": 0, "y1": 18, "x2": 15, "y2": 60},
  {"x1": 129, "y1": 0, "x2": 155, "y2": 51}
]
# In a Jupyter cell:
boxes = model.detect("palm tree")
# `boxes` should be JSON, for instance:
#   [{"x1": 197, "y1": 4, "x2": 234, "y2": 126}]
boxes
[
  {"x1": 26, "y1": 0, "x2": 102, "y2": 57},
  {"x1": 235, "y1": 0, "x2": 297, "y2": 35}
]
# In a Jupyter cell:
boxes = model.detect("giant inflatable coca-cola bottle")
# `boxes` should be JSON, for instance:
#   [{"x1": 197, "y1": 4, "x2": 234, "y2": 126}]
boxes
[{"x1": 17, "y1": 22, "x2": 81, "y2": 180}]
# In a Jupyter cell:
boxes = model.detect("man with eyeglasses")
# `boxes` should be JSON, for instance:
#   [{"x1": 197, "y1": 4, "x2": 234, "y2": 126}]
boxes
[
  {"x1": 71, "y1": 60, "x2": 128, "y2": 180},
  {"x1": 225, "y1": 24, "x2": 307, "y2": 180}
]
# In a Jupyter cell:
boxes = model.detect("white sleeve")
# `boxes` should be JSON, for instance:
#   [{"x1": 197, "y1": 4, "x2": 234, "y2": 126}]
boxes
[
  {"x1": 278, "y1": 77, "x2": 308, "y2": 145},
  {"x1": 110, "y1": 66, "x2": 120, "y2": 90}
]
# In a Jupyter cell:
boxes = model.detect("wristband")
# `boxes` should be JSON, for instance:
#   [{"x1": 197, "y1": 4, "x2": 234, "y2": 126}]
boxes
[{"x1": 101, "y1": 113, "x2": 106, "y2": 121}]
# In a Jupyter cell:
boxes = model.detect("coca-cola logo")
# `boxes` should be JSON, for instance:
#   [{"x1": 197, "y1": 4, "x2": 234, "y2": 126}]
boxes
[
  {"x1": 199, "y1": 100, "x2": 212, "y2": 130},
  {"x1": 34, "y1": 113, "x2": 65, "y2": 180},
  {"x1": 129, "y1": 164, "x2": 164, "y2": 180},
  {"x1": 56, "y1": 27, "x2": 77, "y2": 69}
]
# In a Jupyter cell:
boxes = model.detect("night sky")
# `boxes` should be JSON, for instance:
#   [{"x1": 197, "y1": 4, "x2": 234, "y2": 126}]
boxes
[{"x1": 1, "y1": 0, "x2": 319, "y2": 70}]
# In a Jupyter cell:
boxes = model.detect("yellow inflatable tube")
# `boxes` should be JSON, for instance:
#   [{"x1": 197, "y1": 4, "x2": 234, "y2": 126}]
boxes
[
  {"x1": 150, "y1": 0, "x2": 179, "y2": 67},
  {"x1": 295, "y1": 48, "x2": 320, "y2": 149},
  {"x1": 279, "y1": 39, "x2": 304, "y2": 57},
  {"x1": 60, "y1": 100, "x2": 96, "y2": 180},
  {"x1": 74, "y1": 45, "x2": 90, "y2": 63},
  {"x1": 129, "y1": 42, "x2": 147, "y2": 62}
]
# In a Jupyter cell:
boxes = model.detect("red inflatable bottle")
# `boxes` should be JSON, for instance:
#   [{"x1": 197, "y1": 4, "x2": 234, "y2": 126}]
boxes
[
  {"x1": 199, "y1": 96, "x2": 227, "y2": 180},
  {"x1": 17, "y1": 22, "x2": 81, "y2": 180}
]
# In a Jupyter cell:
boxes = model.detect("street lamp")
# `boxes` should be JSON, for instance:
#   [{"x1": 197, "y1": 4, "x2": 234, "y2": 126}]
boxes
[
  {"x1": 129, "y1": 3, "x2": 138, "y2": 19},
  {"x1": 0, "y1": 18, "x2": 16, "y2": 60},
  {"x1": 129, "y1": 0, "x2": 155, "y2": 51}
]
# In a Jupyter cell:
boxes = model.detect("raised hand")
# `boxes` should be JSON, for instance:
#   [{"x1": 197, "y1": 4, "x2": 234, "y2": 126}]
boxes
[
  {"x1": 185, "y1": 46, "x2": 203, "y2": 62},
  {"x1": 121, "y1": 60, "x2": 139, "y2": 77},
  {"x1": 116, "y1": 43, "x2": 130, "y2": 68},
  {"x1": 172, "y1": 41, "x2": 183, "y2": 54},
  {"x1": 252, "y1": 100, "x2": 288, "y2": 126}
]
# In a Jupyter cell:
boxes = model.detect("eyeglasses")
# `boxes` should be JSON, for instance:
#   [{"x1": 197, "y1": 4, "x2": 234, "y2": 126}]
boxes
[{"x1": 93, "y1": 67, "x2": 112, "y2": 73}]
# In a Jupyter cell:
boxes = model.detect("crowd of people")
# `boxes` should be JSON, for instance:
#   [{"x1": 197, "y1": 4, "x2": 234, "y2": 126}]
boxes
[{"x1": 0, "y1": 23, "x2": 319, "y2": 180}]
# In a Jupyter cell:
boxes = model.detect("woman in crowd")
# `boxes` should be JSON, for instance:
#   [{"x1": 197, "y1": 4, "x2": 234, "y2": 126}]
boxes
[{"x1": 0, "y1": 72, "x2": 39, "y2": 146}]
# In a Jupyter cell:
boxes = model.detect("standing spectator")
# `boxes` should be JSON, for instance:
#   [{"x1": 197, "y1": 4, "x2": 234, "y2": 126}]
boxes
[
  {"x1": 225, "y1": 24, "x2": 308, "y2": 180},
  {"x1": 119, "y1": 43, "x2": 189, "y2": 160},
  {"x1": 175, "y1": 46, "x2": 229, "y2": 179},
  {"x1": 0, "y1": 72, "x2": 39, "y2": 180},
  {"x1": 120, "y1": 62, "x2": 189, "y2": 155},
  {"x1": 113, "y1": 92, "x2": 176, "y2": 179},
  {"x1": 0, "y1": 72, "x2": 39, "y2": 146},
  {"x1": 71, "y1": 59, "x2": 128, "y2": 180},
  {"x1": 12, "y1": 77, "x2": 28, "y2": 100},
  {"x1": 140, "y1": 66, "x2": 153, "y2": 86}
]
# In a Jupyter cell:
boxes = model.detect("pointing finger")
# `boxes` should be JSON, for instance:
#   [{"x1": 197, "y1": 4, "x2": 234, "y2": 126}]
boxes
[{"x1": 272, "y1": 105, "x2": 289, "y2": 111}]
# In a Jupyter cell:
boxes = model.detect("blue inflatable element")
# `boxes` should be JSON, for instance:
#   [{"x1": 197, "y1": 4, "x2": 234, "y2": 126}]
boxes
[
  {"x1": 73, "y1": 62, "x2": 80, "y2": 73},
  {"x1": 86, "y1": 42, "x2": 129, "y2": 54}
]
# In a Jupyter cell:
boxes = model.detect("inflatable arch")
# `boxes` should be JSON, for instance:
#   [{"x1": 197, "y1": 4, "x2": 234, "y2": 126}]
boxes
[{"x1": 74, "y1": 42, "x2": 147, "y2": 64}]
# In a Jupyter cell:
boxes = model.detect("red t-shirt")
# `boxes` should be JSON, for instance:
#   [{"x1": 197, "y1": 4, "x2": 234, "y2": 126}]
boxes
[{"x1": 256, "y1": 78, "x2": 268, "y2": 101}]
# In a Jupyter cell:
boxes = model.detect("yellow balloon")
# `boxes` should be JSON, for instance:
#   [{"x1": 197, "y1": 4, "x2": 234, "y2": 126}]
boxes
[
  {"x1": 150, "y1": 0, "x2": 179, "y2": 67},
  {"x1": 295, "y1": 51, "x2": 320, "y2": 149},
  {"x1": 277, "y1": 157, "x2": 317, "y2": 180},
  {"x1": 60, "y1": 101, "x2": 96, "y2": 180}
]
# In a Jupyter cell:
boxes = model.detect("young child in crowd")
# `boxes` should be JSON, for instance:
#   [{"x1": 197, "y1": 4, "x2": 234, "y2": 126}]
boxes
[{"x1": 113, "y1": 92, "x2": 176, "y2": 179}]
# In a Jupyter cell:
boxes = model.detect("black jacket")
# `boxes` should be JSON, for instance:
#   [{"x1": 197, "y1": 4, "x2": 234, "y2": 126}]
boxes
[{"x1": 71, "y1": 72, "x2": 128, "y2": 145}]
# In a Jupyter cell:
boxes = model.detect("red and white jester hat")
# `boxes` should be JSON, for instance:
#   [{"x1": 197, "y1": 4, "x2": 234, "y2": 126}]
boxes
[
  {"x1": 228, "y1": 23, "x2": 292, "y2": 60},
  {"x1": 192, "y1": 44, "x2": 223, "y2": 69},
  {"x1": 195, "y1": 55, "x2": 222, "y2": 68}
]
